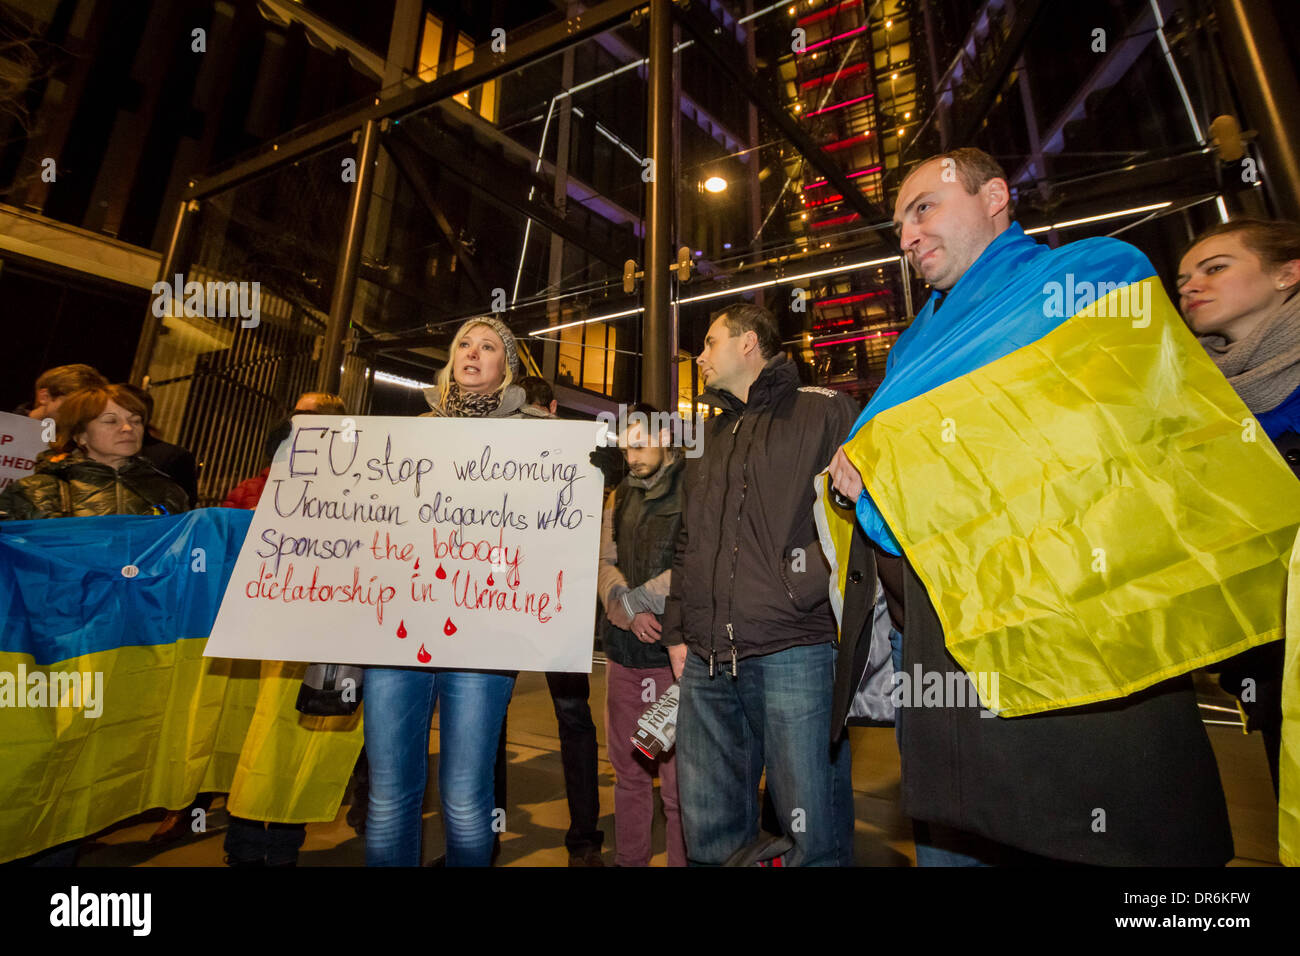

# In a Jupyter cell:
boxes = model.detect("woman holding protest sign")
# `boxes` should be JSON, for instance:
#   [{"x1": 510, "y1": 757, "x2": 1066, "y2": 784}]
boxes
[
  {"x1": 363, "y1": 316, "x2": 536, "y2": 867},
  {"x1": 1177, "y1": 218, "x2": 1300, "y2": 797}
]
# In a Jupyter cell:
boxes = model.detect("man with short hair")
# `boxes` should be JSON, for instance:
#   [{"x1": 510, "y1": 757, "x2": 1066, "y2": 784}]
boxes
[
  {"x1": 664, "y1": 302, "x2": 859, "y2": 866},
  {"x1": 20, "y1": 364, "x2": 108, "y2": 419},
  {"x1": 823, "y1": 147, "x2": 1290, "y2": 865},
  {"x1": 596, "y1": 405, "x2": 687, "y2": 866}
]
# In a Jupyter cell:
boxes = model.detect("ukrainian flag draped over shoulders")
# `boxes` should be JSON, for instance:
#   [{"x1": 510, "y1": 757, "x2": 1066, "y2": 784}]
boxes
[{"x1": 816, "y1": 223, "x2": 1300, "y2": 720}]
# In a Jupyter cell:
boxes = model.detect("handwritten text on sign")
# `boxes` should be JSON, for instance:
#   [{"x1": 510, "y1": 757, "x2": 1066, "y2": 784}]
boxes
[{"x1": 206, "y1": 416, "x2": 604, "y2": 672}]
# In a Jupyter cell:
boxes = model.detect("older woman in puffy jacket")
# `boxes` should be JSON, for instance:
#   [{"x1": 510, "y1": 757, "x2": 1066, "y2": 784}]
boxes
[{"x1": 0, "y1": 384, "x2": 188, "y2": 520}]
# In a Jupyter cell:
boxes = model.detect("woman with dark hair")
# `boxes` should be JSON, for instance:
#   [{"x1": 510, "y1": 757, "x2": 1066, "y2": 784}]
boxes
[
  {"x1": 0, "y1": 384, "x2": 189, "y2": 520},
  {"x1": 1177, "y1": 218, "x2": 1300, "y2": 795},
  {"x1": 364, "y1": 316, "x2": 536, "y2": 866}
]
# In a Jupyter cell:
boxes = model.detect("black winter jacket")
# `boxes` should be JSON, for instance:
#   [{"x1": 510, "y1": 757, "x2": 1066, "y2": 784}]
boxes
[
  {"x1": 0, "y1": 450, "x2": 190, "y2": 520},
  {"x1": 662, "y1": 356, "x2": 858, "y2": 668},
  {"x1": 830, "y1": 531, "x2": 1234, "y2": 865},
  {"x1": 602, "y1": 456, "x2": 685, "y2": 669}
]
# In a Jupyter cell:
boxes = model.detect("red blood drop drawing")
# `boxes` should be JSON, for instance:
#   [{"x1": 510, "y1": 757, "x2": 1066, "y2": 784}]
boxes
[
  {"x1": 417, "y1": 644, "x2": 431, "y2": 663},
  {"x1": 444, "y1": 618, "x2": 458, "y2": 636},
  {"x1": 435, "y1": 564, "x2": 447, "y2": 580},
  {"x1": 414, "y1": 558, "x2": 420, "y2": 570},
  {"x1": 556, "y1": 571, "x2": 563, "y2": 612},
  {"x1": 486, "y1": 572, "x2": 494, "y2": 586},
  {"x1": 396, "y1": 620, "x2": 407, "y2": 639}
]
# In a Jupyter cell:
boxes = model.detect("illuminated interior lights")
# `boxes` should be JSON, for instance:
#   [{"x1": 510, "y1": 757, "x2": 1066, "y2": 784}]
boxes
[
  {"x1": 374, "y1": 371, "x2": 436, "y2": 390},
  {"x1": 804, "y1": 165, "x2": 881, "y2": 190},
  {"x1": 823, "y1": 133, "x2": 871, "y2": 152},
  {"x1": 798, "y1": 0, "x2": 863, "y2": 27},
  {"x1": 806, "y1": 93, "x2": 875, "y2": 117},
  {"x1": 813, "y1": 329, "x2": 900, "y2": 348},
  {"x1": 810, "y1": 212, "x2": 860, "y2": 228},
  {"x1": 799, "y1": 62, "x2": 871, "y2": 90},
  {"x1": 803, "y1": 23, "x2": 869, "y2": 53},
  {"x1": 1022, "y1": 201, "x2": 1173, "y2": 235},
  {"x1": 528, "y1": 257, "x2": 903, "y2": 335},
  {"x1": 814, "y1": 291, "x2": 887, "y2": 307}
]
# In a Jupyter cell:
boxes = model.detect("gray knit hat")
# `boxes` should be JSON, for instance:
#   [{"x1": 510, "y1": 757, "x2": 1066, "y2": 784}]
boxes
[{"x1": 463, "y1": 315, "x2": 521, "y2": 375}]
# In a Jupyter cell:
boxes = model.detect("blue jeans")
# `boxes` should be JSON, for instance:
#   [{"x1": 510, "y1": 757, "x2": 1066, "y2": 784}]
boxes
[
  {"x1": 676, "y1": 642, "x2": 852, "y2": 866},
  {"x1": 363, "y1": 667, "x2": 514, "y2": 866}
]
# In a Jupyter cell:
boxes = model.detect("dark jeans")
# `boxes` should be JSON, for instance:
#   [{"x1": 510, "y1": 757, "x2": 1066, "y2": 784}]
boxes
[
  {"x1": 677, "y1": 642, "x2": 852, "y2": 866},
  {"x1": 545, "y1": 670, "x2": 603, "y2": 853},
  {"x1": 224, "y1": 816, "x2": 307, "y2": 866}
]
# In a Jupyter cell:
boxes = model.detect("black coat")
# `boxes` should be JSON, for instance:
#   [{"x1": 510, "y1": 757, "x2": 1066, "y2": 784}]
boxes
[
  {"x1": 662, "y1": 356, "x2": 859, "y2": 665},
  {"x1": 831, "y1": 531, "x2": 1234, "y2": 865}
]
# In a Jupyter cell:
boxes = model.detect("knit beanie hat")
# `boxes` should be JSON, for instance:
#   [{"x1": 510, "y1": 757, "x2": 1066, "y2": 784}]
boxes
[{"x1": 466, "y1": 316, "x2": 521, "y2": 375}]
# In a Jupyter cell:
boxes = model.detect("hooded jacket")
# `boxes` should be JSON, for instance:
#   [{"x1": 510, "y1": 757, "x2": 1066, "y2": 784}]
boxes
[
  {"x1": 0, "y1": 450, "x2": 190, "y2": 520},
  {"x1": 662, "y1": 355, "x2": 858, "y2": 668}
]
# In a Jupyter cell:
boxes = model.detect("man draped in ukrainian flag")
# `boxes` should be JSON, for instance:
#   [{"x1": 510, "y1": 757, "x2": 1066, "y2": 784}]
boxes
[{"x1": 818, "y1": 148, "x2": 1300, "y2": 865}]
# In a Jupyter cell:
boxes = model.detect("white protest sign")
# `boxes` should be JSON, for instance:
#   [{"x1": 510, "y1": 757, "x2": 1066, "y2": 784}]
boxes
[
  {"x1": 0, "y1": 412, "x2": 47, "y2": 494},
  {"x1": 207, "y1": 415, "x2": 605, "y2": 672}
]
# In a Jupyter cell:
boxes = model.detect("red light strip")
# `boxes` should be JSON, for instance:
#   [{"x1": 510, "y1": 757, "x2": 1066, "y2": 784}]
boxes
[
  {"x1": 797, "y1": 0, "x2": 863, "y2": 27},
  {"x1": 805, "y1": 193, "x2": 843, "y2": 208},
  {"x1": 812, "y1": 329, "x2": 901, "y2": 348},
  {"x1": 814, "y1": 291, "x2": 888, "y2": 307},
  {"x1": 804, "y1": 164, "x2": 882, "y2": 191},
  {"x1": 806, "y1": 92, "x2": 874, "y2": 117},
  {"x1": 810, "y1": 212, "x2": 860, "y2": 229},
  {"x1": 824, "y1": 133, "x2": 871, "y2": 153},
  {"x1": 799, "y1": 61, "x2": 871, "y2": 91},
  {"x1": 803, "y1": 23, "x2": 869, "y2": 53}
]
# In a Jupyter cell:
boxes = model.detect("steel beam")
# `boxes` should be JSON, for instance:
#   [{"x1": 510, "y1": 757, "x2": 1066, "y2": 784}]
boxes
[
  {"x1": 318, "y1": 119, "x2": 380, "y2": 393},
  {"x1": 643, "y1": 0, "x2": 675, "y2": 412},
  {"x1": 183, "y1": 0, "x2": 646, "y2": 201}
]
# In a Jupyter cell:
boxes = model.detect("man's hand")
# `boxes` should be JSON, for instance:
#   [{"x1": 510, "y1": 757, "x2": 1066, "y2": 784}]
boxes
[
  {"x1": 630, "y1": 611, "x2": 662, "y2": 644},
  {"x1": 668, "y1": 643, "x2": 687, "y2": 680},
  {"x1": 606, "y1": 599, "x2": 633, "y2": 630},
  {"x1": 828, "y1": 446, "x2": 864, "y2": 502}
]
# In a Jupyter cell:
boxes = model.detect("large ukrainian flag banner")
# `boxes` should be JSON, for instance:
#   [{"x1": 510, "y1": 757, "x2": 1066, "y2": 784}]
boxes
[
  {"x1": 0, "y1": 509, "x2": 362, "y2": 862},
  {"x1": 815, "y1": 225, "x2": 1300, "y2": 862}
]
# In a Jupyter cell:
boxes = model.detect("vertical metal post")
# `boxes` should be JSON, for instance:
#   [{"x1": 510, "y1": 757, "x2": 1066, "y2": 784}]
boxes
[
  {"x1": 642, "y1": 0, "x2": 675, "y2": 411},
  {"x1": 921, "y1": 0, "x2": 951, "y2": 150},
  {"x1": 1214, "y1": 0, "x2": 1300, "y2": 220},
  {"x1": 130, "y1": 199, "x2": 191, "y2": 385},
  {"x1": 319, "y1": 119, "x2": 380, "y2": 393}
]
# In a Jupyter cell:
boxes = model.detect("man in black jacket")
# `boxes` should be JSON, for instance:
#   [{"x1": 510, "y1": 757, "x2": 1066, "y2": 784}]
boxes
[{"x1": 663, "y1": 303, "x2": 859, "y2": 866}]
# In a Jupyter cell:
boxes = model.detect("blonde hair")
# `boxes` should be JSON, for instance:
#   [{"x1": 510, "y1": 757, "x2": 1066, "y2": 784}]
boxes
[{"x1": 436, "y1": 318, "x2": 515, "y2": 408}]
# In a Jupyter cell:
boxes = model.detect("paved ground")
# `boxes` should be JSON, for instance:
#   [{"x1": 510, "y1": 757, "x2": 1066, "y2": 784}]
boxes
[{"x1": 78, "y1": 666, "x2": 1279, "y2": 867}]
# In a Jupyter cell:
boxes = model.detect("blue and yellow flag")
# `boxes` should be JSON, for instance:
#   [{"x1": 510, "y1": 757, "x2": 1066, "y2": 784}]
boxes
[
  {"x1": 0, "y1": 510, "x2": 362, "y2": 862},
  {"x1": 819, "y1": 225, "x2": 1300, "y2": 720},
  {"x1": 1282, "y1": 532, "x2": 1300, "y2": 867}
]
